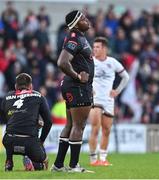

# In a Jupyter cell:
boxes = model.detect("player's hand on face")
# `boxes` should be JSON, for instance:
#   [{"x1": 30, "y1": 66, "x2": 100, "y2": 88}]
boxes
[
  {"x1": 109, "y1": 89, "x2": 119, "y2": 98},
  {"x1": 78, "y1": 71, "x2": 89, "y2": 83}
]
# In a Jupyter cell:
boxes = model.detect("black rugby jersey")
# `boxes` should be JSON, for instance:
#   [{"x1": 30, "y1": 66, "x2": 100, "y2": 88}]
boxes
[
  {"x1": 63, "y1": 29, "x2": 94, "y2": 85},
  {"x1": 0, "y1": 90, "x2": 52, "y2": 142}
]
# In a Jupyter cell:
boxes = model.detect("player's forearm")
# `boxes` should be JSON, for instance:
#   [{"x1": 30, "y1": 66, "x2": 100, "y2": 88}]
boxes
[
  {"x1": 116, "y1": 71, "x2": 129, "y2": 94},
  {"x1": 40, "y1": 120, "x2": 52, "y2": 142},
  {"x1": 58, "y1": 60, "x2": 78, "y2": 79}
]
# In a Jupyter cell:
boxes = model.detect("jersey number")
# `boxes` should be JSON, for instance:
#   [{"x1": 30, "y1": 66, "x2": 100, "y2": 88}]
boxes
[{"x1": 13, "y1": 99, "x2": 24, "y2": 109}]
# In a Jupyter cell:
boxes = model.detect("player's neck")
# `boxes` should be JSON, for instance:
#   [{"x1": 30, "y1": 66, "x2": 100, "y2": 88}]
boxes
[
  {"x1": 96, "y1": 55, "x2": 107, "y2": 61},
  {"x1": 73, "y1": 28, "x2": 84, "y2": 35}
]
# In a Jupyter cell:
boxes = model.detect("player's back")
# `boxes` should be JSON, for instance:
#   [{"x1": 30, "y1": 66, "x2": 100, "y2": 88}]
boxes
[{"x1": 1, "y1": 90, "x2": 43, "y2": 137}]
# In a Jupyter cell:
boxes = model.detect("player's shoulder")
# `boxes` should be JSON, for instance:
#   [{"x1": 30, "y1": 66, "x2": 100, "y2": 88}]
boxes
[
  {"x1": 32, "y1": 90, "x2": 42, "y2": 97},
  {"x1": 67, "y1": 30, "x2": 79, "y2": 41},
  {"x1": 93, "y1": 56, "x2": 102, "y2": 62},
  {"x1": 107, "y1": 56, "x2": 118, "y2": 62},
  {"x1": 107, "y1": 56, "x2": 121, "y2": 65},
  {"x1": 3, "y1": 91, "x2": 14, "y2": 99},
  {"x1": 93, "y1": 56, "x2": 97, "y2": 61},
  {"x1": 6, "y1": 90, "x2": 15, "y2": 96},
  {"x1": 64, "y1": 30, "x2": 81, "y2": 50}
]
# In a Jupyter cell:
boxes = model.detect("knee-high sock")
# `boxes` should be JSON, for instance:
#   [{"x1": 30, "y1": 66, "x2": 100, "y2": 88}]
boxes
[
  {"x1": 69, "y1": 140, "x2": 82, "y2": 168},
  {"x1": 54, "y1": 137, "x2": 69, "y2": 168}
]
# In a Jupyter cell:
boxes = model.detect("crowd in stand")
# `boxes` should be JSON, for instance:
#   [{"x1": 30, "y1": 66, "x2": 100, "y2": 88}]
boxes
[
  {"x1": 0, "y1": 1, "x2": 159, "y2": 124},
  {"x1": 0, "y1": 1, "x2": 61, "y2": 115}
]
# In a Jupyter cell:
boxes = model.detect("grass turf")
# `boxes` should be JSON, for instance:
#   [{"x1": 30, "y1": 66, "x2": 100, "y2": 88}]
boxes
[{"x1": 0, "y1": 153, "x2": 159, "y2": 179}]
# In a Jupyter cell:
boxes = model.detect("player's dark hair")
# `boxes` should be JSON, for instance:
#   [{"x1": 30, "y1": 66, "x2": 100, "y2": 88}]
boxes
[
  {"x1": 16, "y1": 73, "x2": 32, "y2": 90},
  {"x1": 94, "y1": 37, "x2": 108, "y2": 47}
]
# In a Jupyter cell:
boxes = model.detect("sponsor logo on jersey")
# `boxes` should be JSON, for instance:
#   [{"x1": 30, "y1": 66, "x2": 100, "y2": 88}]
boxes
[{"x1": 67, "y1": 40, "x2": 78, "y2": 50}]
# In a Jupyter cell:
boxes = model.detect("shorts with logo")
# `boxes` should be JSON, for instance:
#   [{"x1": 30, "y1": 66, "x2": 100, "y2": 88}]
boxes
[{"x1": 61, "y1": 81, "x2": 93, "y2": 109}]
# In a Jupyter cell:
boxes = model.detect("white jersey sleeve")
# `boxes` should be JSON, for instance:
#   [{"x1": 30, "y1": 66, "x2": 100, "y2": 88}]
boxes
[{"x1": 112, "y1": 58, "x2": 125, "y2": 74}]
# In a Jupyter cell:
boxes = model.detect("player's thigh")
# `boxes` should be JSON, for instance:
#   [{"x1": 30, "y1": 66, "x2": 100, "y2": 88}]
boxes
[
  {"x1": 70, "y1": 106, "x2": 91, "y2": 128},
  {"x1": 66, "y1": 108, "x2": 72, "y2": 127},
  {"x1": 26, "y1": 138, "x2": 46, "y2": 163},
  {"x1": 2, "y1": 134, "x2": 14, "y2": 154},
  {"x1": 2, "y1": 134, "x2": 12, "y2": 148},
  {"x1": 60, "y1": 108, "x2": 72, "y2": 137}
]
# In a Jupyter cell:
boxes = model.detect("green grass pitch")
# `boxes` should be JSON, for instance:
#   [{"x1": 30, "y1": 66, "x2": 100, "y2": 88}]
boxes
[{"x1": 0, "y1": 153, "x2": 159, "y2": 179}]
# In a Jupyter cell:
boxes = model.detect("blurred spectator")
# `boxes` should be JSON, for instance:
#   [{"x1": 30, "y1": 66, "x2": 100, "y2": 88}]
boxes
[
  {"x1": 153, "y1": 5, "x2": 159, "y2": 33},
  {"x1": 114, "y1": 27, "x2": 130, "y2": 55},
  {"x1": 35, "y1": 20, "x2": 49, "y2": 49},
  {"x1": 43, "y1": 63, "x2": 59, "y2": 108},
  {"x1": 2, "y1": 1, "x2": 19, "y2": 43},
  {"x1": 82, "y1": 5, "x2": 95, "y2": 27},
  {"x1": 86, "y1": 27, "x2": 96, "y2": 46},
  {"x1": 104, "y1": 6, "x2": 119, "y2": 35},
  {"x1": 119, "y1": 10, "x2": 134, "y2": 38},
  {"x1": 43, "y1": 43, "x2": 57, "y2": 66},
  {"x1": 95, "y1": 9, "x2": 105, "y2": 36},
  {"x1": 56, "y1": 24, "x2": 68, "y2": 56},
  {"x1": 14, "y1": 39, "x2": 27, "y2": 67},
  {"x1": 135, "y1": 10, "x2": 150, "y2": 28},
  {"x1": 0, "y1": 18, "x2": 4, "y2": 37},
  {"x1": 37, "y1": 6, "x2": 50, "y2": 27},
  {"x1": 24, "y1": 10, "x2": 39, "y2": 33}
]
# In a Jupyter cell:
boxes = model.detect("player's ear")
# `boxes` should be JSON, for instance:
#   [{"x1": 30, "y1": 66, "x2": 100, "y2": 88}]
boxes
[
  {"x1": 29, "y1": 84, "x2": 33, "y2": 90},
  {"x1": 74, "y1": 22, "x2": 79, "y2": 29}
]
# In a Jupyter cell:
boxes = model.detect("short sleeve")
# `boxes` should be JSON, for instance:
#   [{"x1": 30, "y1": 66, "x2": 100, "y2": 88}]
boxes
[
  {"x1": 114, "y1": 59, "x2": 125, "y2": 74},
  {"x1": 63, "y1": 35, "x2": 81, "y2": 56}
]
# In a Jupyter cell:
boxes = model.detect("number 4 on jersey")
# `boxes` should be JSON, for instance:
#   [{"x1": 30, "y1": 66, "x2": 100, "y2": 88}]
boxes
[{"x1": 13, "y1": 99, "x2": 24, "y2": 109}]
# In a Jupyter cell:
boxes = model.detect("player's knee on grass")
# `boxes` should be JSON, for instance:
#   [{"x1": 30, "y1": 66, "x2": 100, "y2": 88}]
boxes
[
  {"x1": 29, "y1": 147, "x2": 46, "y2": 163},
  {"x1": 32, "y1": 156, "x2": 48, "y2": 170},
  {"x1": 34, "y1": 152, "x2": 46, "y2": 163},
  {"x1": 32, "y1": 162, "x2": 44, "y2": 170}
]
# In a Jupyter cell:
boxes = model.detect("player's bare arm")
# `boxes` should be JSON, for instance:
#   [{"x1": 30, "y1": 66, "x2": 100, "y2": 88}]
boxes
[
  {"x1": 57, "y1": 49, "x2": 89, "y2": 83},
  {"x1": 110, "y1": 70, "x2": 129, "y2": 98}
]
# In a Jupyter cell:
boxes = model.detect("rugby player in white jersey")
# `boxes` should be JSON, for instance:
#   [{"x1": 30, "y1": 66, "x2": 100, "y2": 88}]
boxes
[{"x1": 89, "y1": 37, "x2": 129, "y2": 166}]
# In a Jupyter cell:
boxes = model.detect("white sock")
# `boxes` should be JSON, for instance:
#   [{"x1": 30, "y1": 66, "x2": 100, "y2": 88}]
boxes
[
  {"x1": 99, "y1": 149, "x2": 108, "y2": 161},
  {"x1": 90, "y1": 151, "x2": 98, "y2": 163}
]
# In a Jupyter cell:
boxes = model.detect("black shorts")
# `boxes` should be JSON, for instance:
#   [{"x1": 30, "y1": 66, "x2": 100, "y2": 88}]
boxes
[
  {"x1": 2, "y1": 134, "x2": 46, "y2": 163},
  {"x1": 61, "y1": 81, "x2": 93, "y2": 109}
]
